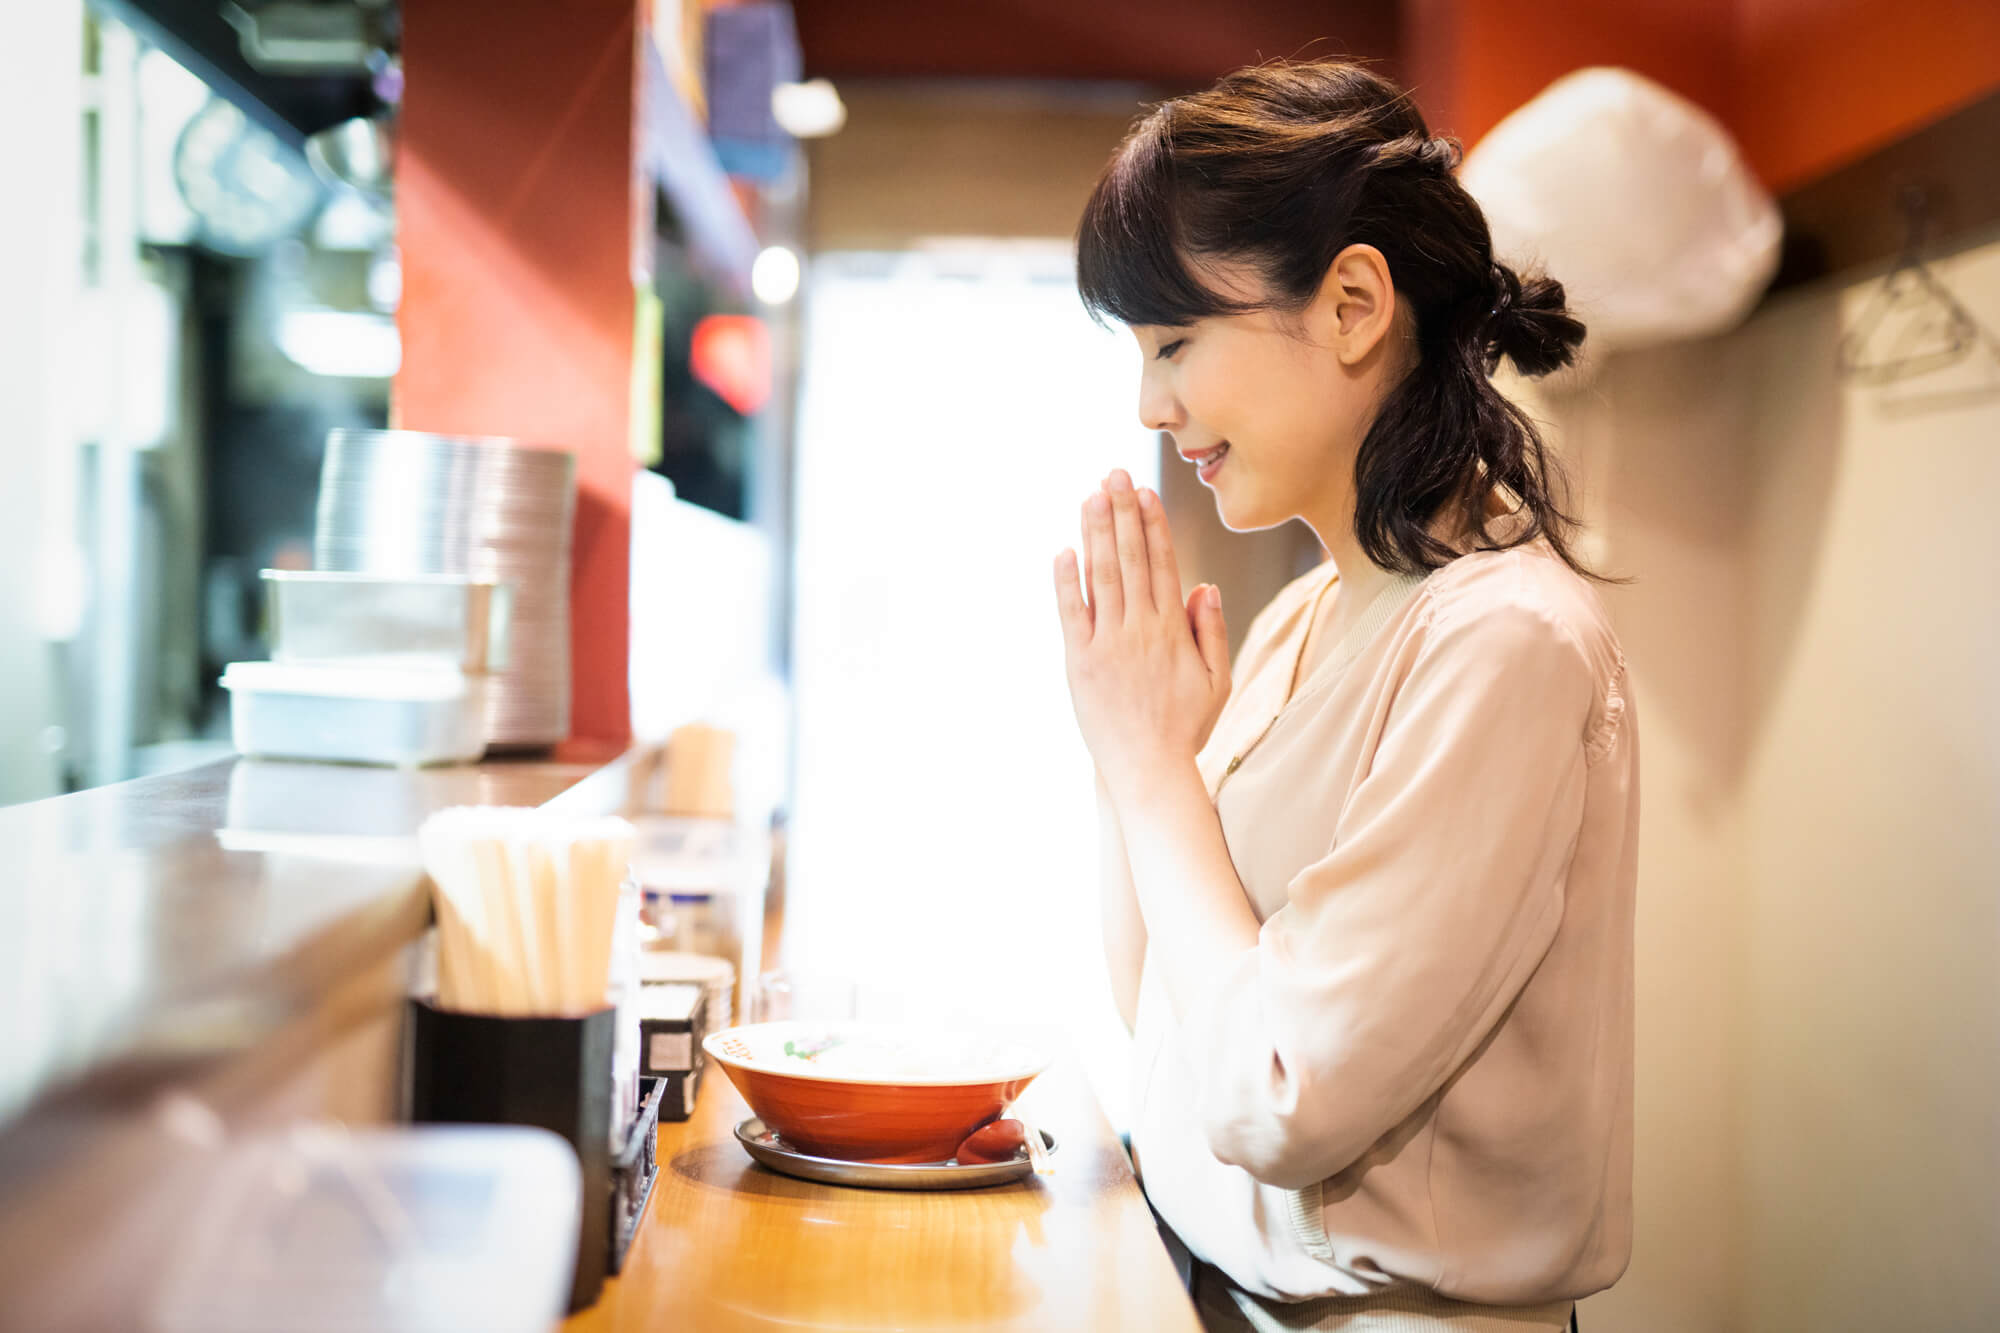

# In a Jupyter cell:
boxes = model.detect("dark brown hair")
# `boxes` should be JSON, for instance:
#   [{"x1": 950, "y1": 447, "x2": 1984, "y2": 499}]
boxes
[{"x1": 1077, "y1": 60, "x2": 1597, "y2": 578}]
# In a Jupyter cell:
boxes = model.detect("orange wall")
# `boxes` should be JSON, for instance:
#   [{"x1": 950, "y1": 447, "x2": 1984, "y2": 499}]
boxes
[
  {"x1": 396, "y1": 0, "x2": 645, "y2": 744},
  {"x1": 1441, "y1": 0, "x2": 1735, "y2": 146},
  {"x1": 1733, "y1": 0, "x2": 2000, "y2": 190},
  {"x1": 1408, "y1": 0, "x2": 2000, "y2": 191},
  {"x1": 1403, "y1": 0, "x2": 1734, "y2": 149}
]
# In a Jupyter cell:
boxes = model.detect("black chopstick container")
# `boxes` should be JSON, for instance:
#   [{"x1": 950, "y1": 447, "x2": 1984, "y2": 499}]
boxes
[{"x1": 408, "y1": 997, "x2": 615, "y2": 1312}]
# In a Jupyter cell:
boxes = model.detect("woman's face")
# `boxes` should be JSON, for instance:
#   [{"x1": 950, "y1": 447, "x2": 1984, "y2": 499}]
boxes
[{"x1": 1130, "y1": 252, "x2": 1404, "y2": 537}]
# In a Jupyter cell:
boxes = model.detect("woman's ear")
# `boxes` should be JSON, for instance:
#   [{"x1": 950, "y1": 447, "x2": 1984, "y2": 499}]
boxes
[{"x1": 1311, "y1": 244, "x2": 1397, "y2": 366}]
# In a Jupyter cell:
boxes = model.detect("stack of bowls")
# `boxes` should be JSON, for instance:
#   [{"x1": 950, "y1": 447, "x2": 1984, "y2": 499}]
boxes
[{"x1": 314, "y1": 429, "x2": 577, "y2": 749}]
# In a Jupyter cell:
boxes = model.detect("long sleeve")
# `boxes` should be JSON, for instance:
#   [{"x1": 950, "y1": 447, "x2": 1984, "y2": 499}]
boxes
[{"x1": 1179, "y1": 588, "x2": 1600, "y2": 1189}]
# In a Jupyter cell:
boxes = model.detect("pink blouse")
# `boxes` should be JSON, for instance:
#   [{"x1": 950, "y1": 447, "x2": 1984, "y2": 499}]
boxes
[{"x1": 1128, "y1": 537, "x2": 1638, "y2": 1307}]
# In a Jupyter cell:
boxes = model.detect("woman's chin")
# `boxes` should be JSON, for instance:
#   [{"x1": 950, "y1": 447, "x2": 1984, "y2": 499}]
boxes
[{"x1": 1213, "y1": 489, "x2": 1282, "y2": 533}]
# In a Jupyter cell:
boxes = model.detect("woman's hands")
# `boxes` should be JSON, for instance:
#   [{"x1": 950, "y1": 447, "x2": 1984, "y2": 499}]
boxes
[
  {"x1": 1054, "y1": 470, "x2": 1230, "y2": 802},
  {"x1": 1057, "y1": 471, "x2": 1261, "y2": 1026}
]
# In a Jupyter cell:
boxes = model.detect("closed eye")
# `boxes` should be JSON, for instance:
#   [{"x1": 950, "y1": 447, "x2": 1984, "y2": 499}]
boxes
[{"x1": 1155, "y1": 339, "x2": 1186, "y2": 361}]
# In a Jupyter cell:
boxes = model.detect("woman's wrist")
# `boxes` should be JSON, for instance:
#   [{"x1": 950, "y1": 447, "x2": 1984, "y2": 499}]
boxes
[{"x1": 1101, "y1": 754, "x2": 1205, "y2": 826}]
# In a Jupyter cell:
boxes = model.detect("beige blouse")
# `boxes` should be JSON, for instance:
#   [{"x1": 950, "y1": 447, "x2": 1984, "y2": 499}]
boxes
[{"x1": 1128, "y1": 537, "x2": 1638, "y2": 1309}]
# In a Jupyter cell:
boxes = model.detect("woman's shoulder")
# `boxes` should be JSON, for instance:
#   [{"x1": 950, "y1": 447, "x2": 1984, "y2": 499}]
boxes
[{"x1": 1413, "y1": 539, "x2": 1628, "y2": 714}]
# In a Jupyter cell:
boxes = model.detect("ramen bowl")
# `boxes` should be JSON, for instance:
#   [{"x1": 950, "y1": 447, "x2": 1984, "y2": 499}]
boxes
[{"x1": 703, "y1": 1021, "x2": 1052, "y2": 1163}]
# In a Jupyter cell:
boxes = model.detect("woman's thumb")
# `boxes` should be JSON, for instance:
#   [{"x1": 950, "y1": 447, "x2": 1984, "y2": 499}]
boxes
[{"x1": 1187, "y1": 584, "x2": 1229, "y2": 679}]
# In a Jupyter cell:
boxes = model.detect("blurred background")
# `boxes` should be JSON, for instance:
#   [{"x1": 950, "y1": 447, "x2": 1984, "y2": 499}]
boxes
[{"x1": 1, "y1": 1, "x2": 1997, "y2": 1329}]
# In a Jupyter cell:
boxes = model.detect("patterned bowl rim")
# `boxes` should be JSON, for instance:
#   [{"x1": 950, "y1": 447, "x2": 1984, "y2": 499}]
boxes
[{"x1": 702, "y1": 1020, "x2": 1052, "y2": 1087}]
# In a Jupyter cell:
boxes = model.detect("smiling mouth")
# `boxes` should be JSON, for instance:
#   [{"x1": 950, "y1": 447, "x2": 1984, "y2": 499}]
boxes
[{"x1": 1184, "y1": 442, "x2": 1230, "y2": 469}]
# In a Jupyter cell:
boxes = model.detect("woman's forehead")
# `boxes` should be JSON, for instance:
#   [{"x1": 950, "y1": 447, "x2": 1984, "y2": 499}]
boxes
[{"x1": 1184, "y1": 255, "x2": 1269, "y2": 302}]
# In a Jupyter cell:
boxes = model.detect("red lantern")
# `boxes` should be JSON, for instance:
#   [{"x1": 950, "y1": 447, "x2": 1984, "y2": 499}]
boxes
[{"x1": 689, "y1": 314, "x2": 773, "y2": 416}]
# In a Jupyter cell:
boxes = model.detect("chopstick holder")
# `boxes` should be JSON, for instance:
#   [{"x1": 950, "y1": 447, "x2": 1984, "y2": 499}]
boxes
[{"x1": 408, "y1": 998, "x2": 616, "y2": 1311}]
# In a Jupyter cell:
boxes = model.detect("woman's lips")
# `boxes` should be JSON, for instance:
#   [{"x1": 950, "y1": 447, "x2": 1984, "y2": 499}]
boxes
[{"x1": 1187, "y1": 442, "x2": 1230, "y2": 483}]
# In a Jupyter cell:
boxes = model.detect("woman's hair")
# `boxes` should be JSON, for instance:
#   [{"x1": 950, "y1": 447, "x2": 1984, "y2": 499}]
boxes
[{"x1": 1076, "y1": 60, "x2": 1598, "y2": 578}]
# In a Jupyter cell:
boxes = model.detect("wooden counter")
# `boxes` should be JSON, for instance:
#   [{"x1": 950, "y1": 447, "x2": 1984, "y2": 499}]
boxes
[
  {"x1": 0, "y1": 748, "x2": 629, "y2": 1333},
  {"x1": 567, "y1": 1056, "x2": 1199, "y2": 1332},
  {"x1": 0, "y1": 750, "x2": 624, "y2": 1123}
]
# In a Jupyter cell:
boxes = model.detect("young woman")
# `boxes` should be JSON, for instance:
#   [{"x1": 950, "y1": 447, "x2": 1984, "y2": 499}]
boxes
[{"x1": 1052, "y1": 62, "x2": 1637, "y2": 1332}]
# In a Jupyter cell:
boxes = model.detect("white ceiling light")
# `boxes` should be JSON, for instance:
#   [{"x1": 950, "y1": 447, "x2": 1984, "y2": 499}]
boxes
[
  {"x1": 752, "y1": 246, "x2": 801, "y2": 305},
  {"x1": 277, "y1": 309, "x2": 401, "y2": 378},
  {"x1": 771, "y1": 79, "x2": 846, "y2": 138}
]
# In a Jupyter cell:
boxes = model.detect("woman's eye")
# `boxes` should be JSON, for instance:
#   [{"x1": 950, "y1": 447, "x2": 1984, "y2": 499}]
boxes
[{"x1": 1155, "y1": 339, "x2": 1186, "y2": 361}]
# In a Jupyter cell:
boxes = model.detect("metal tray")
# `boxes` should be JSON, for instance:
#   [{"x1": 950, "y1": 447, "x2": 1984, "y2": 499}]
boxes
[
  {"x1": 734, "y1": 1118, "x2": 1056, "y2": 1191},
  {"x1": 263, "y1": 569, "x2": 514, "y2": 672}
]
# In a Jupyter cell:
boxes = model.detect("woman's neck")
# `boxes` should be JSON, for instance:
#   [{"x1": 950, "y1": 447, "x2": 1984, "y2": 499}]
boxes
[
  {"x1": 1305, "y1": 512, "x2": 1402, "y2": 636},
  {"x1": 1306, "y1": 482, "x2": 1507, "y2": 625}
]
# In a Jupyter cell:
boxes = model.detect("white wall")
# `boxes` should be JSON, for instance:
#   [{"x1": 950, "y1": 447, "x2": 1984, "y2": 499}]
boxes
[
  {"x1": 1534, "y1": 334, "x2": 1754, "y2": 1333},
  {"x1": 1733, "y1": 234, "x2": 2000, "y2": 1333},
  {"x1": 0, "y1": 0, "x2": 80, "y2": 805},
  {"x1": 1548, "y1": 226, "x2": 2000, "y2": 1332}
]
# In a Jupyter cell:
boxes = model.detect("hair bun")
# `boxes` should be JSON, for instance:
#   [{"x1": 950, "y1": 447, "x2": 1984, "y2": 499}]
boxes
[
  {"x1": 1486, "y1": 262, "x2": 1585, "y2": 377},
  {"x1": 1417, "y1": 136, "x2": 1463, "y2": 176},
  {"x1": 1374, "y1": 133, "x2": 1463, "y2": 178}
]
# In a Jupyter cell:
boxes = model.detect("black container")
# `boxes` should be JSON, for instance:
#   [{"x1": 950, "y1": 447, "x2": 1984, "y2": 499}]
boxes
[
  {"x1": 409, "y1": 998, "x2": 614, "y2": 1312},
  {"x1": 637, "y1": 979, "x2": 710, "y2": 1118},
  {"x1": 610, "y1": 1076, "x2": 666, "y2": 1273}
]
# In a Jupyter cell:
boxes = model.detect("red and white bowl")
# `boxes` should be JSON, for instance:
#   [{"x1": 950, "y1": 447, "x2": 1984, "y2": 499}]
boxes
[{"x1": 703, "y1": 1021, "x2": 1051, "y2": 1163}]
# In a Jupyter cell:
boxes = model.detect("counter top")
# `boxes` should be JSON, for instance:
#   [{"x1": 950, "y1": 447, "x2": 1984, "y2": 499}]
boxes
[
  {"x1": 0, "y1": 747, "x2": 643, "y2": 1332},
  {"x1": 0, "y1": 749, "x2": 623, "y2": 1127},
  {"x1": 565, "y1": 1059, "x2": 1201, "y2": 1332}
]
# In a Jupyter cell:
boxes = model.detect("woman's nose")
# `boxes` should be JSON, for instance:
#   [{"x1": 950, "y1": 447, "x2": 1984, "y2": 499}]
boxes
[{"x1": 1138, "y1": 367, "x2": 1183, "y2": 433}]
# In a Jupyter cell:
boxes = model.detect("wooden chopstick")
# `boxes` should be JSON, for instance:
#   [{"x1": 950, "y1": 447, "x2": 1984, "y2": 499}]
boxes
[{"x1": 421, "y1": 808, "x2": 636, "y2": 1017}]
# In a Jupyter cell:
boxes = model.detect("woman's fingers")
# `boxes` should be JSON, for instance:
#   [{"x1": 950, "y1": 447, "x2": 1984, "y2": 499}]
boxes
[
  {"x1": 1188, "y1": 583, "x2": 1230, "y2": 684},
  {"x1": 1084, "y1": 492, "x2": 1122, "y2": 624},
  {"x1": 1137, "y1": 486, "x2": 1182, "y2": 614},
  {"x1": 1079, "y1": 496, "x2": 1097, "y2": 607},
  {"x1": 1053, "y1": 549, "x2": 1089, "y2": 647},
  {"x1": 1105, "y1": 470, "x2": 1152, "y2": 614}
]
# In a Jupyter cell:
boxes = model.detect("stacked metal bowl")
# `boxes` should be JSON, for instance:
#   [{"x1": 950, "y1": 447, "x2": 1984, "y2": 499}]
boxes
[{"x1": 314, "y1": 429, "x2": 577, "y2": 748}]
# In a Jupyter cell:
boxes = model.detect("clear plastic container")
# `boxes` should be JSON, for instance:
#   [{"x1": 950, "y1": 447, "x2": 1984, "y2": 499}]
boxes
[
  {"x1": 628, "y1": 815, "x2": 747, "y2": 892},
  {"x1": 222, "y1": 661, "x2": 488, "y2": 767},
  {"x1": 637, "y1": 888, "x2": 681, "y2": 951},
  {"x1": 147, "y1": 1123, "x2": 580, "y2": 1333},
  {"x1": 664, "y1": 891, "x2": 723, "y2": 958},
  {"x1": 628, "y1": 815, "x2": 761, "y2": 968}
]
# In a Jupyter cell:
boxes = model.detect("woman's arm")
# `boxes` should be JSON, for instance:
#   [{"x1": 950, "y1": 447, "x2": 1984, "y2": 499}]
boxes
[
  {"x1": 1059, "y1": 474, "x2": 1263, "y2": 1026},
  {"x1": 1097, "y1": 769, "x2": 1146, "y2": 1033},
  {"x1": 1108, "y1": 764, "x2": 1259, "y2": 1022}
]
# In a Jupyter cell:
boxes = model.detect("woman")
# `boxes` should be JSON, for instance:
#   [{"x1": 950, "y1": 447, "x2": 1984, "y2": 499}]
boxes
[{"x1": 1052, "y1": 62, "x2": 1637, "y2": 1332}]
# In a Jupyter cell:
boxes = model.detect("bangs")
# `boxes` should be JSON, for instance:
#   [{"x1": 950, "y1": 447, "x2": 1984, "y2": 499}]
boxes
[{"x1": 1075, "y1": 113, "x2": 1256, "y2": 330}]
